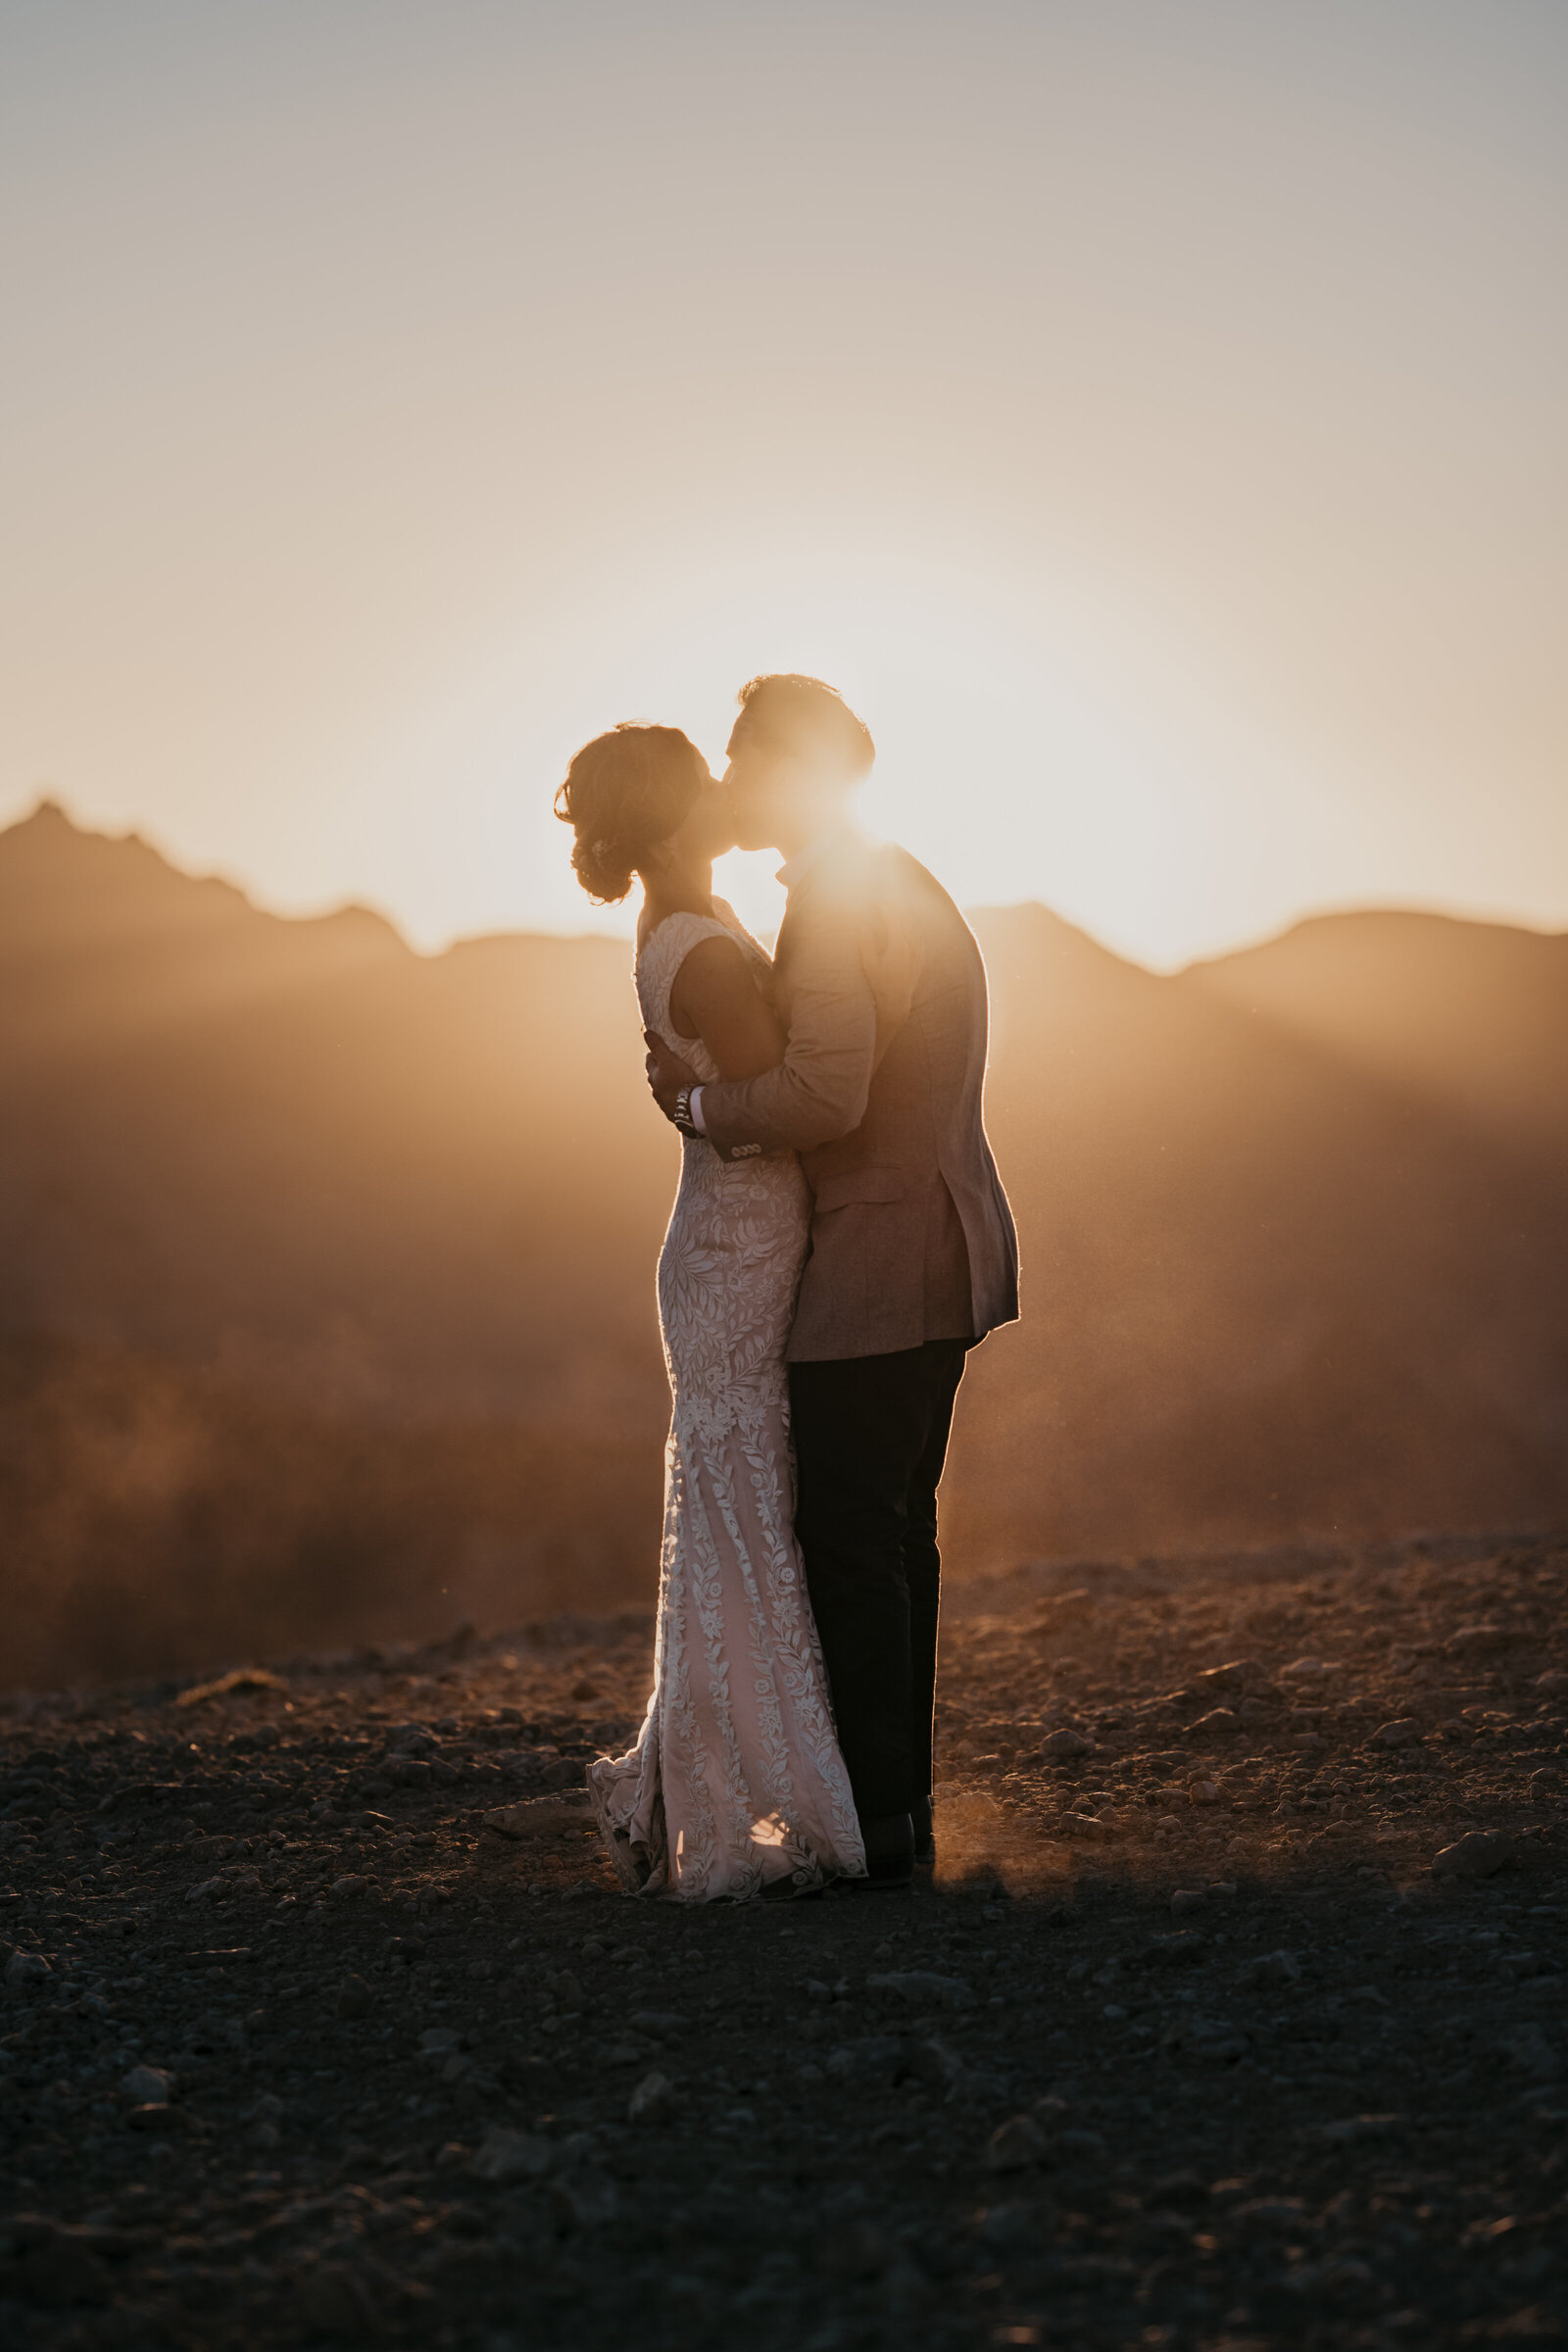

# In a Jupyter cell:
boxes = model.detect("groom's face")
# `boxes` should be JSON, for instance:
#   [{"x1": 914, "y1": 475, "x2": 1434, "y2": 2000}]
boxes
[{"x1": 722, "y1": 720, "x2": 789, "y2": 853}]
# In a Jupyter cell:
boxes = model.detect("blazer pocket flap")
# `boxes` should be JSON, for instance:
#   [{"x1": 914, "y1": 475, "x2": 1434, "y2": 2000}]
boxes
[{"x1": 813, "y1": 1167, "x2": 906, "y2": 1211}]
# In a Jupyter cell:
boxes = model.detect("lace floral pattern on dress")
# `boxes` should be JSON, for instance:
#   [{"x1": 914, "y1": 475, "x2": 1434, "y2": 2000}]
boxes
[{"x1": 586, "y1": 905, "x2": 865, "y2": 1900}]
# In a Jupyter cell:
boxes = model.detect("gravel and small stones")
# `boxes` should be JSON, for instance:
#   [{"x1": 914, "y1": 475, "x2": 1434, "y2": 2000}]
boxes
[{"x1": 0, "y1": 1533, "x2": 1565, "y2": 2348}]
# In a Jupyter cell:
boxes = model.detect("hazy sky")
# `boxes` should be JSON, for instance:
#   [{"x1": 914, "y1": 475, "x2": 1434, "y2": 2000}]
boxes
[{"x1": 3, "y1": 1, "x2": 1564, "y2": 966}]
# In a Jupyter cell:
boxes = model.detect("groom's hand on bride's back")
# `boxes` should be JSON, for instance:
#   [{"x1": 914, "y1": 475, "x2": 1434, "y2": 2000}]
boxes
[{"x1": 644, "y1": 1030, "x2": 700, "y2": 1120}]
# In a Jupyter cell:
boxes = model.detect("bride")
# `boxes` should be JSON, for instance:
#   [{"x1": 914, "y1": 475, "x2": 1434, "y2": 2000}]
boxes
[{"x1": 555, "y1": 722, "x2": 866, "y2": 1900}]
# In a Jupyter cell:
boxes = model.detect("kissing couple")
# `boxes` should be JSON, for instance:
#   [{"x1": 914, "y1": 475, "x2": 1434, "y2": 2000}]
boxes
[{"x1": 556, "y1": 674, "x2": 1018, "y2": 1900}]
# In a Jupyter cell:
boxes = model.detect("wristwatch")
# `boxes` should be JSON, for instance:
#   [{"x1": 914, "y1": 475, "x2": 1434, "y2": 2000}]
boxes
[{"x1": 672, "y1": 1086, "x2": 702, "y2": 1140}]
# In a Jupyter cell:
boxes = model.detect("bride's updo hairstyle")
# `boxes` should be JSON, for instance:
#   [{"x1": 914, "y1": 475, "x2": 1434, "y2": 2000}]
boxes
[{"x1": 554, "y1": 722, "x2": 704, "y2": 904}]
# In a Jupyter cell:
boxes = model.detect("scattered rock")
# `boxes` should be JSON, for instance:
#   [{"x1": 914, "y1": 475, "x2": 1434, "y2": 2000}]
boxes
[
  {"x1": 1446, "y1": 1625, "x2": 1517, "y2": 1658},
  {"x1": 825, "y1": 2035, "x2": 915, "y2": 2089},
  {"x1": 977, "y1": 2200, "x2": 1046, "y2": 2251},
  {"x1": 1197, "y1": 1659, "x2": 1265, "y2": 1691},
  {"x1": 1151, "y1": 2169, "x2": 1209, "y2": 2210},
  {"x1": 986, "y1": 2114, "x2": 1049, "y2": 2172},
  {"x1": 1311, "y1": 2113, "x2": 1407, "y2": 2147},
  {"x1": 335, "y1": 1973, "x2": 371, "y2": 2019},
  {"x1": 1231, "y1": 2195, "x2": 1311, "y2": 2233},
  {"x1": 470, "y1": 2126, "x2": 555, "y2": 2181},
  {"x1": 627, "y1": 2069, "x2": 677, "y2": 2124},
  {"x1": 1038, "y1": 1727, "x2": 1092, "y2": 1757},
  {"x1": 174, "y1": 1666, "x2": 290, "y2": 1708},
  {"x1": 628, "y1": 2009, "x2": 690, "y2": 2039},
  {"x1": 1187, "y1": 1708, "x2": 1241, "y2": 1737},
  {"x1": 121, "y1": 2063, "x2": 173, "y2": 2104},
  {"x1": 1170, "y1": 1888, "x2": 1205, "y2": 1915},
  {"x1": 1162, "y1": 2011, "x2": 1249, "y2": 2062},
  {"x1": 484, "y1": 1793, "x2": 593, "y2": 1839},
  {"x1": 1189, "y1": 1780, "x2": 1222, "y2": 1805},
  {"x1": 1058, "y1": 1809, "x2": 1119, "y2": 1840},
  {"x1": 1432, "y1": 1830, "x2": 1516, "y2": 1880},
  {"x1": 1143, "y1": 1931, "x2": 1207, "y2": 1969},
  {"x1": 597, "y1": 2034, "x2": 655, "y2": 2065},
  {"x1": 3, "y1": 1950, "x2": 50, "y2": 1990},
  {"x1": 910, "y1": 2038, "x2": 972, "y2": 2096},
  {"x1": 1238, "y1": 1948, "x2": 1303, "y2": 1988},
  {"x1": 1372, "y1": 1718, "x2": 1423, "y2": 1747},
  {"x1": 331, "y1": 1873, "x2": 370, "y2": 1899},
  {"x1": 551, "y1": 2166, "x2": 618, "y2": 2232}
]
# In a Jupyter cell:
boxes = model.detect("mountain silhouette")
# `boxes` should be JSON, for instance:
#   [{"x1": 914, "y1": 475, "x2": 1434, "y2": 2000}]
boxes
[{"x1": 3, "y1": 803, "x2": 1564, "y2": 1683}]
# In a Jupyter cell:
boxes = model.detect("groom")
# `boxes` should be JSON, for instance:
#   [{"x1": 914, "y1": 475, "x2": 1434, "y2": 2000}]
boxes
[{"x1": 646, "y1": 674, "x2": 1020, "y2": 1888}]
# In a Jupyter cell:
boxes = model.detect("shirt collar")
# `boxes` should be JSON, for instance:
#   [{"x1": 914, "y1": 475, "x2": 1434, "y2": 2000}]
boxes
[{"x1": 776, "y1": 820, "x2": 858, "y2": 892}]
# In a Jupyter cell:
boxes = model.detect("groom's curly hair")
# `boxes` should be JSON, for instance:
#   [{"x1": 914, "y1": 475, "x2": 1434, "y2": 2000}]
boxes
[{"x1": 554, "y1": 723, "x2": 705, "y2": 904}]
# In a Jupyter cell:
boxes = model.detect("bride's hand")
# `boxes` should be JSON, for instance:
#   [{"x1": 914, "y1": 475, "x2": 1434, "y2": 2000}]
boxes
[{"x1": 644, "y1": 1029, "x2": 701, "y2": 1119}]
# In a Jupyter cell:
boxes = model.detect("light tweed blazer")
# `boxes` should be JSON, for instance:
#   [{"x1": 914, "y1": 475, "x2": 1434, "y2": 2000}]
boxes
[{"x1": 699, "y1": 829, "x2": 1020, "y2": 1363}]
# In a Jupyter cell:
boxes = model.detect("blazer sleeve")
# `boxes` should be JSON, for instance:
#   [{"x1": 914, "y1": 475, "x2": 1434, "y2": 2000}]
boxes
[{"x1": 698, "y1": 890, "x2": 880, "y2": 1161}]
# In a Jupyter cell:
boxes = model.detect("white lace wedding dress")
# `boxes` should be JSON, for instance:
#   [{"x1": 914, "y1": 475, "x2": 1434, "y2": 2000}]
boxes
[{"x1": 587, "y1": 905, "x2": 866, "y2": 1900}]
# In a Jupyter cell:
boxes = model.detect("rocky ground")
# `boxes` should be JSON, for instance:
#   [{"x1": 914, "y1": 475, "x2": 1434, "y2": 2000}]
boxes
[{"x1": 2, "y1": 1529, "x2": 1566, "y2": 2352}]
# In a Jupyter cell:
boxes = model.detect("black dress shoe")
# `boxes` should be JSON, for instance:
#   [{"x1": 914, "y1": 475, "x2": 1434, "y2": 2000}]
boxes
[{"x1": 854, "y1": 1810, "x2": 914, "y2": 1891}]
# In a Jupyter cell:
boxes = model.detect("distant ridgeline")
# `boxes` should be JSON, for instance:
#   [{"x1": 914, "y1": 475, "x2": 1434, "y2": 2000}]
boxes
[{"x1": 3, "y1": 802, "x2": 1565, "y2": 1684}]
